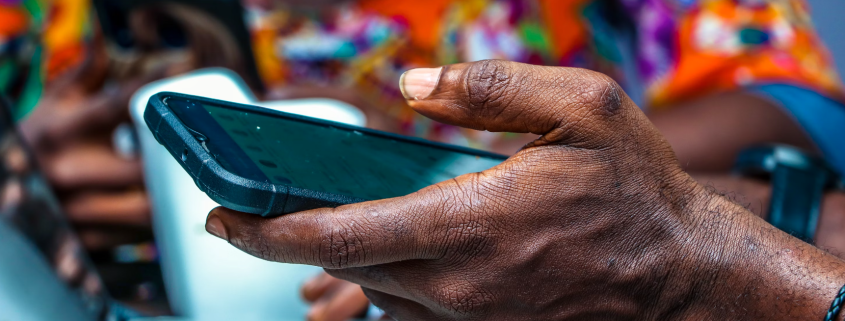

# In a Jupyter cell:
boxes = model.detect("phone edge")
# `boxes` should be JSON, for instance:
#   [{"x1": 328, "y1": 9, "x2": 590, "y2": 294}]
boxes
[
  {"x1": 144, "y1": 91, "x2": 504, "y2": 216},
  {"x1": 145, "y1": 92, "x2": 361, "y2": 217}
]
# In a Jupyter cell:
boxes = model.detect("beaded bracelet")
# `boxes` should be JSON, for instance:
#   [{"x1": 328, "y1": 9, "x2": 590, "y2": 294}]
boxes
[{"x1": 825, "y1": 283, "x2": 845, "y2": 321}]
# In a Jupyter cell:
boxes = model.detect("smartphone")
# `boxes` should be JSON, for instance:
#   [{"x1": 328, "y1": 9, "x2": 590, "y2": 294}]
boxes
[{"x1": 145, "y1": 92, "x2": 507, "y2": 217}]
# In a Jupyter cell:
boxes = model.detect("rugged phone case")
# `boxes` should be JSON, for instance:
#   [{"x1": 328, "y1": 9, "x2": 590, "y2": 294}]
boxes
[
  {"x1": 145, "y1": 92, "x2": 508, "y2": 217},
  {"x1": 144, "y1": 92, "x2": 363, "y2": 217}
]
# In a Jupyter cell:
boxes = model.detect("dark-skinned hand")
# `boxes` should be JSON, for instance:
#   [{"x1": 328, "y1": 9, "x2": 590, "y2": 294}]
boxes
[{"x1": 205, "y1": 60, "x2": 845, "y2": 320}]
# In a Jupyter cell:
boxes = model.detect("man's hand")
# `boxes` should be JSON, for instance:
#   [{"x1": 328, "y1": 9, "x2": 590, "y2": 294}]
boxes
[{"x1": 205, "y1": 60, "x2": 845, "y2": 320}]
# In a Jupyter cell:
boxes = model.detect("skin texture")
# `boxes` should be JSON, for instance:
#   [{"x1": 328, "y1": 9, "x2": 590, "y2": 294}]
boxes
[
  {"x1": 302, "y1": 185, "x2": 845, "y2": 321},
  {"x1": 697, "y1": 175, "x2": 845, "y2": 259},
  {"x1": 205, "y1": 60, "x2": 845, "y2": 320}
]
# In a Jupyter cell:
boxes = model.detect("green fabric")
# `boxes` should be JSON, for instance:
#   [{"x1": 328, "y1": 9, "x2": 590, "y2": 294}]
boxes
[{"x1": 16, "y1": 44, "x2": 43, "y2": 120}]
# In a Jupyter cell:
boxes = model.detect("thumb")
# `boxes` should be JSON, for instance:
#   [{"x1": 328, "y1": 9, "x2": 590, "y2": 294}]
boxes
[{"x1": 400, "y1": 60, "x2": 640, "y2": 149}]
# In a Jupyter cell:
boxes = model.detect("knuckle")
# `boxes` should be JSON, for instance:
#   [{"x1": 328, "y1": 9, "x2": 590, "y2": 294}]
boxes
[
  {"x1": 575, "y1": 69, "x2": 624, "y2": 116},
  {"x1": 318, "y1": 217, "x2": 367, "y2": 269},
  {"x1": 464, "y1": 60, "x2": 519, "y2": 118}
]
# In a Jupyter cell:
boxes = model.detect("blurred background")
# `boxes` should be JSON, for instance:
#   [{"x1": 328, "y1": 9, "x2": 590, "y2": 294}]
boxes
[{"x1": 1, "y1": 0, "x2": 845, "y2": 320}]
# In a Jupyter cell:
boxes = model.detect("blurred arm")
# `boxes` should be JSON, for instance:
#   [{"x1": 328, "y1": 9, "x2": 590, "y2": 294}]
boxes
[{"x1": 649, "y1": 91, "x2": 817, "y2": 173}]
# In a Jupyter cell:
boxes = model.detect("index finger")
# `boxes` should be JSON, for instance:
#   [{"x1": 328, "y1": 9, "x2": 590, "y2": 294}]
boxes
[{"x1": 205, "y1": 183, "x2": 457, "y2": 268}]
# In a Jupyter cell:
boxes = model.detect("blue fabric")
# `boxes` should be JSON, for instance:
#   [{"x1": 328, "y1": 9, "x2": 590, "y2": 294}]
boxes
[{"x1": 750, "y1": 84, "x2": 845, "y2": 175}]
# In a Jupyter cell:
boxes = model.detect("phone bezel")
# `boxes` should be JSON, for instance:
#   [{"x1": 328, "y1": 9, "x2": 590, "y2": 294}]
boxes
[
  {"x1": 145, "y1": 92, "x2": 507, "y2": 217},
  {"x1": 164, "y1": 96, "x2": 272, "y2": 185}
]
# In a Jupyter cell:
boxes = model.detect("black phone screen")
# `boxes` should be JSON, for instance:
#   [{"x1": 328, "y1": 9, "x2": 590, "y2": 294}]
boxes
[{"x1": 166, "y1": 97, "x2": 506, "y2": 201}]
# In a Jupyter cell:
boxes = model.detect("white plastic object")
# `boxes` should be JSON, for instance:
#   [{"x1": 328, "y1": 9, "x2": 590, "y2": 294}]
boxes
[{"x1": 129, "y1": 68, "x2": 365, "y2": 321}]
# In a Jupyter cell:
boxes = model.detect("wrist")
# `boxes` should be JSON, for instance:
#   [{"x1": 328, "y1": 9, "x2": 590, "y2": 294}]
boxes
[
  {"x1": 657, "y1": 182, "x2": 845, "y2": 320},
  {"x1": 693, "y1": 174, "x2": 845, "y2": 259}
]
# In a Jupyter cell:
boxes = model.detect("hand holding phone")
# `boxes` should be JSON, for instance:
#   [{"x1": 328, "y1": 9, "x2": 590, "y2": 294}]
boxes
[
  {"x1": 201, "y1": 61, "x2": 845, "y2": 321},
  {"x1": 145, "y1": 93, "x2": 505, "y2": 216}
]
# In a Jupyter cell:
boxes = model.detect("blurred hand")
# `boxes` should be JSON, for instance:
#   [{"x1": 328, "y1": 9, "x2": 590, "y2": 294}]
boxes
[
  {"x1": 302, "y1": 273, "x2": 371, "y2": 321},
  {"x1": 206, "y1": 60, "x2": 845, "y2": 320},
  {"x1": 20, "y1": 47, "x2": 157, "y2": 250}
]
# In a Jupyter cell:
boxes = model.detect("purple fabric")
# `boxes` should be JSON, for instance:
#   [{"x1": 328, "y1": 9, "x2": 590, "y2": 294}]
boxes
[{"x1": 620, "y1": 0, "x2": 679, "y2": 84}]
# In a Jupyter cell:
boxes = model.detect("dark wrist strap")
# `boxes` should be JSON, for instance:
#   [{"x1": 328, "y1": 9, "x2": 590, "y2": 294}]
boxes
[
  {"x1": 824, "y1": 283, "x2": 845, "y2": 321},
  {"x1": 767, "y1": 161, "x2": 828, "y2": 242},
  {"x1": 734, "y1": 145, "x2": 843, "y2": 243}
]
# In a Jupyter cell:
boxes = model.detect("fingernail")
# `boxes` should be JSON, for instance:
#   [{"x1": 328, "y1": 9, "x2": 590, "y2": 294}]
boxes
[
  {"x1": 400, "y1": 67, "x2": 442, "y2": 100},
  {"x1": 205, "y1": 214, "x2": 228, "y2": 240}
]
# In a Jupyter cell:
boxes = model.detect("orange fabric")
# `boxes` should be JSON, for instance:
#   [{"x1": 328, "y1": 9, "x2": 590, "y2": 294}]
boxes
[
  {"x1": 358, "y1": 0, "x2": 454, "y2": 52},
  {"x1": 248, "y1": 0, "x2": 844, "y2": 112},
  {"x1": 45, "y1": 42, "x2": 84, "y2": 79},
  {"x1": 0, "y1": 6, "x2": 28, "y2": 36},
  {"x1": 536, "y1": 0, "x2": 590, "y2": 61},
  {"x1": 648, "y1": 0, "x2": 844, "y2": 108},
  {"x1": 42, "y1": 0, "x2": 88, "y2": 53},
  {"x1": 252, "y1": 28, "x2": 286, "y2": 85},
  {"x1": 41, "y1": 0, "x2": 90, "y2": 79}
]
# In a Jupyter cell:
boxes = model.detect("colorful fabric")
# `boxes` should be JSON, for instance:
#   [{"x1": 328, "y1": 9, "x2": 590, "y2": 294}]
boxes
[
  {"x1": 247, "y1": 0, "x2": 845, "y2": 146},
  {"x1": 0, "y1": 0, "x2": 91, "y2": 118},
  {"x1": 640, "y1": 0, "x2": 845, "y2": 108},
  {"x1": 0, "y1": 0, "x2": 91, "y2": 79},
  {"x1": 4, "y1": 0, "x2": 843, "y2": 148}
]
